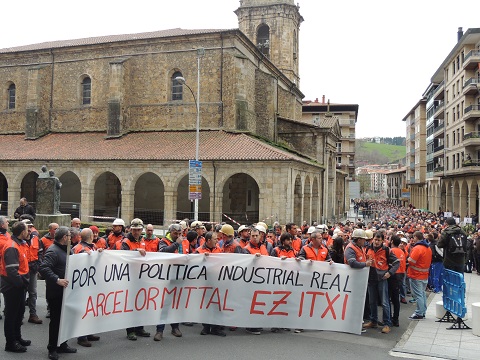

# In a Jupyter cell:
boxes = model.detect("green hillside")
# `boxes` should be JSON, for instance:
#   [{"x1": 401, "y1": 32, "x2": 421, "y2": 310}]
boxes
[{"x1": 355, "y1": 141, "x2": 406, "y2": 164}]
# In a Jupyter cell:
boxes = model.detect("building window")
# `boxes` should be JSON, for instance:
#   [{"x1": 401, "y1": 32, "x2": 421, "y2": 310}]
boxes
[
  {"x1": 336, "y1": 142, "x2": 342, "y2": 152},
  {"x1": 81, "y1": 77, "x2": 91, "y2": 105},
  {"x1": 171, "y1": 71, "x2": 183, "y2": 101},
  {"x1": 257, "y1": 24, "x2": 270, "y2": 58},
  {"x1": 7, "y1": 83, "x2": 16, "y2": 109}
]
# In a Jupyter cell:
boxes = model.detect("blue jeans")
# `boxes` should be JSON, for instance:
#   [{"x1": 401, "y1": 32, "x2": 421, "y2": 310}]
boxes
[
  {"x1": 156, "y1": 323, "x2": 179, "y2": 332},
  {"x1": 368, "y1": 279, "x2": 391, "y2": 326},
  {"x1": 410, "y1": 278, "x2": 428, "y2": 316}
]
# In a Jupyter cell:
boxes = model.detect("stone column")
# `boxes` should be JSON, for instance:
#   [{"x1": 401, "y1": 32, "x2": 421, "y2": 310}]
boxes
[
  {"x1": 8, "y1": 186, "x2": 21, "y2": 219},
  {"x1": 81, "y1": 187, "x2": 94, "y2": 223},
  {"x1": 163, "y1": 190, "x2": 176, "y2": 226},
  {"x1": 121, "y1": 190, "x2": 134, "y2": 223}
]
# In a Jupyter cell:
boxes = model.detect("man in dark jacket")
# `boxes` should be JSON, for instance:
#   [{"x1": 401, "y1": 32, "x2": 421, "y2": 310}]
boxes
[
  {"x1": 39, "y1": 226, "x2": 77, "y2": 360},
  {"x1": 438, "y1": 217, "x2": 467, "y2": 273},
  {"x1": 0, "y1": 221, "x2": 30, "y2": 353},
  {"x1": 13, "y1": 198, "x2": 36, "y2": 220}
]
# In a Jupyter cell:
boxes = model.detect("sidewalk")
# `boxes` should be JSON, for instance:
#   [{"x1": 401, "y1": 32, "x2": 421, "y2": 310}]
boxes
[{"x1": 391, "y1": 271, "x2": 480, "y2": 360}]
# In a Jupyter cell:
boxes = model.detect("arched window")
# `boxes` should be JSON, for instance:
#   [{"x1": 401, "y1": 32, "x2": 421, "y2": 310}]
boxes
[
  {"x1": 7, "y1": 83, "x2": 16, "y2": 109},
  {"x1": 293, "y1": 30, "x2": 297, "y2": 60},
  {"x1": 257, "y1": 24, "x2": 270, "y2": 58},
  {"x1": 81, "y1": 77, "x2": 91, "y2": 105},
  {"x1": 172, "y1": 71, "x2": 183, "y2": 101}
]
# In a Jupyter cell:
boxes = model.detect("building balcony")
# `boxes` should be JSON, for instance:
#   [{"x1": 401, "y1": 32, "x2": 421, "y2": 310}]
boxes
[
  {"x1": 433, "y1": 100, "x2": 444, "y2": 118},
  {"x1": 464, "y1": 105, "x2": 480, "y2": 122},
  {"x1": 410, "y1": 133, "x2": 415, "y2": 141},
  {"x1": 463, "y1": 50, "x2": 480, "y2": 70},
  {"x1": 433, "y1": 144, "x2": 444, "y2": 154},
  {"x1": 463, "y1": 131, "x2": 480, "y2": 147},
  {"x1": 433, "y1": 120, "x2": 444, "y2": 134},
  {"x1": 433, "y1": 80, "x2": 445, "y2": 100},
  {"x1": 434, "y1": 166, "x2": 444, "y2": 173},
  {"x1": 463, "y1": 77, "x2": 480, "y2": 95},
  {"x1": 410, "y1": 163, "x2": 415, "y2": 170}
]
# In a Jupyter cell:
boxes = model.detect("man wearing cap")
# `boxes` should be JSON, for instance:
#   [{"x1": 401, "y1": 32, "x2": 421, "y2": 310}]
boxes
[
  {"x1": 120, "y1": 218, "x2": 150, "y2": 340},
  {"x1": 108, "y1": 218, "x2": 126, "y2": 249},
  {"x1": 22, "y1": 219, "x2": 43, "y2": 325},
  {"x1": 243, "y1": 227, "x2": 269, "y2": 256},
  {"x1": 156, "y1": 223, "x2": 183, "y2": 340},
  {"x1": 90, "y1": 226, "x2": 107, "y2": 250},
  {"x1": 254, "y1": 224, "x2": 273, "y2": 254},
  {"x1": 219, "y1": 224, "x2": 243, "y2": 253},
  {"x1": 191, "y1": 221, "x2": 206, "y2": 248},
  {"x1": 236, "y1": 225, "x2": 250, "y2": 248}
]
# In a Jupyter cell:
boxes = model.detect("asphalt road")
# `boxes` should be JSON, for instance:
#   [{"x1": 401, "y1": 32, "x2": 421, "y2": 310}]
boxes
[{"x1": 0, "y1": 280, "x2": 419, "y2": 360}]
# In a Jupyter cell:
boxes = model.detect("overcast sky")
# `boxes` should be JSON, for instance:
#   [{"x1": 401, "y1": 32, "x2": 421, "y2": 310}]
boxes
[{"x1": 2, "y1": 0, "x2": 480, "y2": 138}]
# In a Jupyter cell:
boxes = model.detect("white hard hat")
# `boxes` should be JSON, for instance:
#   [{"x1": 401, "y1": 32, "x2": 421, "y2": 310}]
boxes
[
  {"x1": 255, "y1": 225, "x2": 266, "y2": 233},
  {"x1": 307, "y1": 226, "x2": 316, "y2": 234},
  {"x1": 351, "y1": 229, "x2": 368, "y2": 239},
  {"x1": 238, "y1": 225, "x2": 249, "y2": 233},
  {"x1": 112, "y1": 218, "x2": 125, "y2": 226}
]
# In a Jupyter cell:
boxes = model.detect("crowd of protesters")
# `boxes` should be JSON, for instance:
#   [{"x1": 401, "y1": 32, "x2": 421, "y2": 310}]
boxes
[{"x1": 1, "y1": 198, "x2": 479, "y2": 359}]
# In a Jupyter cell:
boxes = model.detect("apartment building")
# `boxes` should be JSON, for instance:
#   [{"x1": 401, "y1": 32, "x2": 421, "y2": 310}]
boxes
[
  {"x1": 402, "y1": 98, "x2": 427, "y2": 209},
  {"x1": 405, "y1": 27, "x2": 480, "y2": 217},
  {"x1": 385, "y1": 167, "x2": 407, "y2": 205}
]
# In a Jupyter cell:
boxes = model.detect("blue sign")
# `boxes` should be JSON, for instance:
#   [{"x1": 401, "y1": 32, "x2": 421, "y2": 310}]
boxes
[{"x1": 189, "y1": 160, "x2": 202, "y2": 200}]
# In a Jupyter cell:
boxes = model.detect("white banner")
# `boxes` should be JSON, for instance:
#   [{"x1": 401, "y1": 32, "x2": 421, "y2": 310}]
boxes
[{"x1": 58, "y1": 251, "x2": 368, "y2": 344}]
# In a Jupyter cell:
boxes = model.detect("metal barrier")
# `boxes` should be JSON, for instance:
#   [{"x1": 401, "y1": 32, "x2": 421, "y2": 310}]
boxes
[{"x1": 438, "y1": 269, "x2": 471, "y2": 329}]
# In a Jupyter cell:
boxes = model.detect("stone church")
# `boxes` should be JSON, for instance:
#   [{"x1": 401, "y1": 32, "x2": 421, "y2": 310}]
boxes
[{"x1": 0, "y1": 0, "x2": 346, "y2": 227}]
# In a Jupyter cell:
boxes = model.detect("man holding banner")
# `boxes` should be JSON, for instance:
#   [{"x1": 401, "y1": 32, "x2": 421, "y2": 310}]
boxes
[{"x1": 39, "y1": 226, "x2": 77, "y2": 360}]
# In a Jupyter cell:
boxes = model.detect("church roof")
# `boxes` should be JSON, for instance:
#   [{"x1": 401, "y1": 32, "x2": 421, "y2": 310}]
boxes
[
  {"x1": 0, "y1": 28, "x2": 234, "y2": 54},
  {"x1": 0, "y1": 130, "x2": 319, "y2": 166}
]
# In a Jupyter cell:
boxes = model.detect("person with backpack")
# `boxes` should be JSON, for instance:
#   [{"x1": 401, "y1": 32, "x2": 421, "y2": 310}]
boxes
[{"x1": 437, "y1": 217, "x2": 468, "y2": 273}]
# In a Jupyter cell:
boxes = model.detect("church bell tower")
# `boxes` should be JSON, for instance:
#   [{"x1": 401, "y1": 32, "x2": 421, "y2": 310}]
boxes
[{"x1": 235, "y1": 0, "x2": 303, "y2": 86}]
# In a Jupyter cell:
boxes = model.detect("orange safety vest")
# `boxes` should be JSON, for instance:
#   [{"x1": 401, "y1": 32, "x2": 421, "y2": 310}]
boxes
[
  {"x1": 390, "y1": 247, "x2": 406, "y2": 273},
  {"x1": 26, "y1": 235, "x2": 40, "y2": 262},
  {"x1": 108, "y1": 232, "x2": 124, "y2": 249},
  {"x1": 366, "y1": 246, "x2": 389, "y2": 271},
  {"x1": 181, "y1": 240, "x2": 193, "y2": 254},
  {"x1": 160, "y1": 237, "x2": 179, "y2": 253},
  {"x1": 196, "y1": 245, "x2": 222, "y2": 254},
  {"x1": 122, "y1": 237, "x2": 146, "y2": 250},
  {"x1": 238, "y1": 239, "x2": 248, "y2": 248},
  {"x1": 407, "y1": 244, "x2": 432, "y2": 280},
  {"x1": 94, "y1": 238, "x2": 108, "y2": 250},
  {"x1": 222, "y1": 239, "x2": 241, "y2": 253},
  {"x1": 73, "y1": 241, "x2": 94, "y2": 254},
  {"x1": 0, "y1": 232, "x2": 12, "y2": 253},
  {"x1": 323, "y1": 235, "x2": 333, "y2": 248},
  {"x1": 301, "y1": 244, "x2": 329, "y2": 261},
  {"x1": 273, "y1": 247, "x2": 297, "y2": 258},
  {"x1": 244, "y1": 242, "x2": 269, "y2": 255},
  {"x1": 292, "y1": 237, "x2": 302, "y2": 252},
  {"x1": 0, "y1": 239, "x2": 29, "y2": 276},
  {"x1": 144, "y1": 237, "x2": 160, "y2": 252},
  {"x1": 344, "y1": 242, "x2": 366, "y2": 264},
  {"x1": 40, "y1": 235, "x2": 54, "y2": 251}
]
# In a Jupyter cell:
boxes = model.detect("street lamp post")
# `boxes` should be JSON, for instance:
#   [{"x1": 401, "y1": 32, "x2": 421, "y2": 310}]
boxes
[{"x1": 175, "y1": 48, "x2": 204, "y2": 221}]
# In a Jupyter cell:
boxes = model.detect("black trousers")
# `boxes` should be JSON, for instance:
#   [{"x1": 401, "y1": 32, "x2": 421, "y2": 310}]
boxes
[
  {"x1": 2, "y1": 286, "x2": 26, "y2": 346},
  {"x1": 47, "y1": 296, "x2": 65, "y2": 351},
  {"x1": 388, "y1": 274, "x2": 401, "y2": 321}
]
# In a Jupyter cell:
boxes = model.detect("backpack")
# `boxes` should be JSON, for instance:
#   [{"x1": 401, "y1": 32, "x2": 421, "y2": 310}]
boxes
[{"x1": 448, "y1": 232, "x2": 467, "y2": 255}]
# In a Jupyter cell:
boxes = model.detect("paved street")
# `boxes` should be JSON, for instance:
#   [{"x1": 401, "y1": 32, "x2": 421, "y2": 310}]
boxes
[{"x1": 0, "y1": 280, "x2": 420, "y2": 360}]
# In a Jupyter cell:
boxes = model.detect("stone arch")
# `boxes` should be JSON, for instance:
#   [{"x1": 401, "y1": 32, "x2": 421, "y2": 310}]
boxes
[
  {"x1": 0, "y1": 172, "x2": 8, "y2": 216},
  {"x1": 21, "y1": 171, "x2": 39, "y2": 205},
  {"x1": 311, "y1": 177, "x2": 319, "y2": 223},
  {"x1": 93, "y1": 172, "x2": 122, "y2": 221},
  {"x1": 177, "y1": 175, "x2": 210, "y2": 222},
  {"x1": 222, "y1": 173, "x2": 259, "y2": 226},
  {"x1": 256, "y1": 23, "x2": 270, "y2": 57},
  {"x1": 134, "y1": 172, "x2": 165, "y2": 225},
  {"x1": 59, "y1": 171, "x2": 81, "y2": 218},
  {"x1": 303, "y1": 176, "x2": 311, "y2": 224},
  {"x1": 440, "y1": 180, "x2": 447, "y2": 212},
  {"x1": 79, "y1": 74, "x2": 92, "y2": 105},
  {"x1": 293, "y1": 174, "x2": 302, "y2": 225}
]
